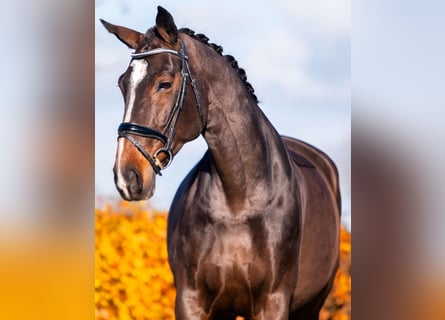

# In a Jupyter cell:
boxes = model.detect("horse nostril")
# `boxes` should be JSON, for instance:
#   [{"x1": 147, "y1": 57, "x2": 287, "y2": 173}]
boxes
[
  {"x1": 128, "y1": 168, "x2": 143, "y2": 194},
  {"x1": 113, "y1": 165, "x2": 145, "y2": 200}
]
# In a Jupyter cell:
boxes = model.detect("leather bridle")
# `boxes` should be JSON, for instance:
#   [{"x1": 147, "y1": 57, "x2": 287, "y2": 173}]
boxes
[{"x1": 118, "y1": 40, "x2": 204, "y2": 176}]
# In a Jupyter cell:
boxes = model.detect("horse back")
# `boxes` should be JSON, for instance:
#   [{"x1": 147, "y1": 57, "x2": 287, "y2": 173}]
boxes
[
  {"x1": 281, "y1": 136, "x2": 341, "y2": 213},
  {"x1": 281, "y1": 136, "x2": 341, "y2": 309}
]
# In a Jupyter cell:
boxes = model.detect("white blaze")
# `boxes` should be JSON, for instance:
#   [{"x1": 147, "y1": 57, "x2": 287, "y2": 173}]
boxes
[
  {"x1": 124, "y1": 59, "x2": 149, "y2": 122},
  {"x1": 116, "y1": 59, "x2": 148, "y2": 195},
  {"x1": 116, "y1": 138, "x2": 130, "y2": 198}
]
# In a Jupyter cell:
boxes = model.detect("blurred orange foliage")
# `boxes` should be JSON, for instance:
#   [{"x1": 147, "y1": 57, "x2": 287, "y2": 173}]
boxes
[
  {"x1": 320, "y1": 227, "x2": 351, "y2": 320},
  {"x1": 95, "y1": 202, "x2": 351, "y2": 319},
  {"x1": 95, "y1": 202, "x2": 175, "y2": 320}
]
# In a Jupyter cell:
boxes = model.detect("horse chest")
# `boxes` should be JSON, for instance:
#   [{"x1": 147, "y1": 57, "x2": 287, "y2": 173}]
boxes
[
  {"x1": 208, "y1": 225, "x2": 256, "y2": 265},
  {"x1": 185, "y1": 216, "x2": 275, "y2": 286},
  {"x1": 197, "y1": 225, "x2": 269, "y2": 302}
]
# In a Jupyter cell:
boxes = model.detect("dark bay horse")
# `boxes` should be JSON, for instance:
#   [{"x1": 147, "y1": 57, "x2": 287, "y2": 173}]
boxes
[{"x1": 101, "y1": 6, "x2": 341, "y2": 319}]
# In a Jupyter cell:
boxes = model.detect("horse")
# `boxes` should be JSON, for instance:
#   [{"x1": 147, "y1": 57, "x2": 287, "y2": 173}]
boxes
[{"x1": 101, "y1": 6, "x2": 341, "y2": 319}]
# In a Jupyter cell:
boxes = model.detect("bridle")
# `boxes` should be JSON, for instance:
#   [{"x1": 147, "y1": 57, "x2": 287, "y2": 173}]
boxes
[{"x1": 118, "y1": 40, "x2": 204, "y2": 176}]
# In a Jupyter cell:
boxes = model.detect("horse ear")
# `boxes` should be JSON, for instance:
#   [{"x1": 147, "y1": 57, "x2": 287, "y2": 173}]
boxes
[
  {"x1": 100, "y1": 19, "x2": 143, "y2": 49},
  {"x1": 155, "y1": 6, "x2": 178, "y2": 44}
]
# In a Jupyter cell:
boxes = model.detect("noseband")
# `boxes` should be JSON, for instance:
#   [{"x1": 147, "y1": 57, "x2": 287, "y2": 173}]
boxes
[{"x1": 118, "y1": 40, "x2": 204, "y2": 176}]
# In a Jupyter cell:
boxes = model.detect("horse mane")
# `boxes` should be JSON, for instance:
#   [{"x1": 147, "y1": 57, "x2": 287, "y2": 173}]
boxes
[{"x1": 179, "y1": 28, "x2": 258, "y2": 103}]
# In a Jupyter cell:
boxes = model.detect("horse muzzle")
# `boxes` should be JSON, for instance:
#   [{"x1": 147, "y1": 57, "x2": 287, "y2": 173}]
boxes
[{"x1": 113, "y1": 163, "x2": 156, "y2": 201}]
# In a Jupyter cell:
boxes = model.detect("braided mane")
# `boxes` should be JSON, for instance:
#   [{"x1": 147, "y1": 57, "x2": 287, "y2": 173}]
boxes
[{"x1": 179, "y1": 28, "x2": 258, "y2": 103}]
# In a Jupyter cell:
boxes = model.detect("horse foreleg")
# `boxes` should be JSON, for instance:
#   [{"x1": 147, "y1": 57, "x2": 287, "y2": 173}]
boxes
[
  {"x1": 251, "y1": 291, "x2": 290, "y2": 320},
  {"x1": 175, "y1": 287, "x2": 210, "y2": 320}
]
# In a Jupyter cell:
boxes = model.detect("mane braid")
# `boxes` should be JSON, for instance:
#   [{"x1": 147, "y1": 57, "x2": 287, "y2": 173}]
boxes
[{"x1": 179, "y1": 28, "x2": 258, "y2": 103}]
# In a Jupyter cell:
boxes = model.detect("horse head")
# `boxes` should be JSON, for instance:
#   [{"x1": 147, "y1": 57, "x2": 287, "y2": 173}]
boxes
[{"x1": 101, "y1": 6, "x2": 205, "y2": 200}]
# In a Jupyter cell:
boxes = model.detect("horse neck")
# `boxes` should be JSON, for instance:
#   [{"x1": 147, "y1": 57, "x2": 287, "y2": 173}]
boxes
[{"x1": 186, "y1": 37, "x2": 293, "y2": 211}]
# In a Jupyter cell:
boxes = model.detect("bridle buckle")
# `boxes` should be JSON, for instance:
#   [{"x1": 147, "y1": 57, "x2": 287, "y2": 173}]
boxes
[{"x1": 153, "y1": 148, "x2": 173, "y2": 170}]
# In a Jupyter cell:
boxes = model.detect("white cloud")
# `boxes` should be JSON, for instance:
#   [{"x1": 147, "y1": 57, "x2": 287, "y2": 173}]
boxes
[
  {"x1": 245, "y1": 28, "x2": 315, "y2": 97},
  {"x1": 245, "y1": 24, "x2": 349, "y2": 104},
  {"x1": 275, "y1": 0, "x2": 350, "y2": 36}
]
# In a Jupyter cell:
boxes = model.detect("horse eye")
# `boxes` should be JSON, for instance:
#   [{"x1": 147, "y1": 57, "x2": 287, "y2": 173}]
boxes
[{"x1": 159, "y1": 82, "x2": 172, "y2": 90}]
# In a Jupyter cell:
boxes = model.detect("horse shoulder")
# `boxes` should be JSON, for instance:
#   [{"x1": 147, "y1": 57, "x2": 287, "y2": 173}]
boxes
[{"x1": 167, "y1": 151, "x2": 212, "y2": 246}]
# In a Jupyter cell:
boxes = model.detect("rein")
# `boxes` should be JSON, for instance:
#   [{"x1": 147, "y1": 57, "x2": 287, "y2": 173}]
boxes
[{"x1": 118, "y1": 40, "x2": 203, "y2": 176}]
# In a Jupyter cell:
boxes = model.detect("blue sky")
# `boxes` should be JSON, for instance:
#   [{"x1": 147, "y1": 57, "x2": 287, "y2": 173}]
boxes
[{"x1": 95, "y1": 0, "x2": 351, "y2": 226}]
